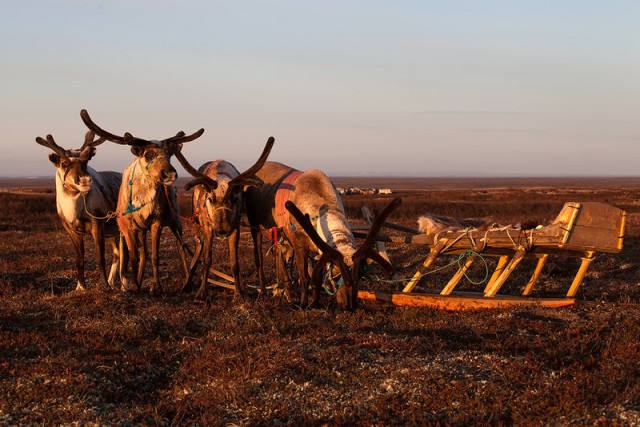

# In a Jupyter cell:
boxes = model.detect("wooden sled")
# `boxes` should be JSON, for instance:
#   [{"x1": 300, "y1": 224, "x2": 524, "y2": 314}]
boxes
[{"x1": 356, "y1": 202, "x2": 626, "y2": 310}]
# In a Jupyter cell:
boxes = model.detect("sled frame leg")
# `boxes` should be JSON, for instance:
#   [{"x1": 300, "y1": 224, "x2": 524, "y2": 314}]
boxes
[
  {"x1": 403, "y1": 239, "x2": 447, "y2": 293},
  {"x1": 484, "y1": 248, "x2": 526, "y2": 297},
  {"x1": 440, "y1": 253, "x2": 477, "y2": 295},
  {"x1": 566, "y1": 251, "x2": 595, "y2": 297},
  {"x1": 484, "y1": 255, "x2": 510, "y2": 294},
  {"x1": 522, "y1": 254, "x2": 549, "y2": 296}
]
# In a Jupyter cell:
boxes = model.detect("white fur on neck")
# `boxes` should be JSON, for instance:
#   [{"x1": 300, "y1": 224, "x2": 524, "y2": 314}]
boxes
[
  {"x1": 55, "y1": 171, "x2": 83, "y2": 224},
  {"x1": 314, "y1": 210, "x2": 357, "y2": 266}
]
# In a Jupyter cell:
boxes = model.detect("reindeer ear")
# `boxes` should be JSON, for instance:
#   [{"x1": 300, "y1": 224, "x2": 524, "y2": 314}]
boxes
[
  {"x1": 131, "y1": 146, "x2": 145, "y2": 157},
  {"x1": 48, "y1": 153, "x2": 61, "y2": 165}
]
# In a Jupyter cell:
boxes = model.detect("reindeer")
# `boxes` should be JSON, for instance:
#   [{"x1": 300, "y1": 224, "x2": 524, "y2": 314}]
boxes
[
  {"x1": 80, "y1": 109, "x2": 203, "y2": 293},
  {"x1": 172, "y1": 137, "x2": 274, "y2": 301},
  {"x1": 36, "y1": 130, "x2": 122, "y2": 291},
  {"x1": 244, "y1": 162, "x2": 401, "y2": 310}
]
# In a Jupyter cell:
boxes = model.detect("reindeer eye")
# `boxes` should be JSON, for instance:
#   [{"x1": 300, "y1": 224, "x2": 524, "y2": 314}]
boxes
[
  {"x1": 144, "y1": 152, "x2": 154, "y2": 161},
  {"x1": 61, "y1": 161, "x2": 69, "y2": 168}
]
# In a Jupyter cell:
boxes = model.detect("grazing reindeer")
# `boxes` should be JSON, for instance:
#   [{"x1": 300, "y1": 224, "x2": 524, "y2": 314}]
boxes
[
  {"x1": 36, "y1": 130, "x2": 121, "y2": 291},
  {"x1": 80, "y1": 109, "x2": 202, "y2": 293},
  {"x1": 173, "y1": 137, "x2": 274, "y2": 301},
  {"x1": 244, "y1": 162, "x2": 401, "y2": 310}
]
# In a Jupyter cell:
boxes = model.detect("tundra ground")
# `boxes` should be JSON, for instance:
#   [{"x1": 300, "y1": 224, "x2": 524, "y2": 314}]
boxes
[{"x1": 1, "y1": 177, "x2": 639, "y2": 426}]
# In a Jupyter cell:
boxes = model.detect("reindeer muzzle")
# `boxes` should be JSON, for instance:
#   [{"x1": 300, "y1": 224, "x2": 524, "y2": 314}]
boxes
[{"x1": 161, "y1": 169, "x2": 177, "y2": 186}]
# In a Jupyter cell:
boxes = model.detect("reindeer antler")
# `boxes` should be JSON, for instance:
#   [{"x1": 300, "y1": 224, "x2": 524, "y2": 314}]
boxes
[
  {"x1": 285, "y1": 198, "x2": 401, "y2": 282},
  {"x1": 351, "y1": 197, "x2": 402, "y2": 276},
  {"x1": 164, "y1": 128, "x2": 205, "y2": 145},
  {"x1": 80, "y1": 109, "x2": 132, "y2": 145},
  {"x1": 173, "y1": 149, "x2": 218, "y2": 191},
  {"x1": 285, "y1": 200, "x2": 356, "y2": 293},
  {"x1": 81, "y1": 109, "x2": 184, "y2": 148},
  {"x1": 35, "y1": 134, "x2": 67, "y2": 158},
  {"x1": 80, "y1": 130, "x2": 106, "y2": 150},
  {"x1": 229, "y1": 136, "x2": 275, "y2": 188}
]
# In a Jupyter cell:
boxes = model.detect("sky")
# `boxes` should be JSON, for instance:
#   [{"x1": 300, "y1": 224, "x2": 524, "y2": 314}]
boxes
[{"x1": 1, "y1": 0, "x2": 639, "y2": 177}]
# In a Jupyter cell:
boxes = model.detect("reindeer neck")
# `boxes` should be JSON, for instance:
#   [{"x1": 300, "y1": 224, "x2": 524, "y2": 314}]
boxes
[
  {"x1": 314, "y1": 210, "x2": 357, "y2": 265},
  {"x1": 120, "y1": 160, "x2": 158, "y2": 217},
  {"x1": 55, "y1": 172, "x2": 84, "y2": 223}
]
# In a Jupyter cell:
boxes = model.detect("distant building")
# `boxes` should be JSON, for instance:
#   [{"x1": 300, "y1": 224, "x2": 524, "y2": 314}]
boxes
[{"x1": 338, "y1": 187, "x2": 393, "y2": 195}]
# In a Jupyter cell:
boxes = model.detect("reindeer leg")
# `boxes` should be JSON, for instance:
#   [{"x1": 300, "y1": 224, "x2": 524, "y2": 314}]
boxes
[
  {"x1": 135, "y1": 230, "x2": 146, "y2": 292},
  {"x1": 119, "y1": 232, "x2": 131, "y2": 292},
  {"x1": 293, "y1": 243, "x2": 311, "y2": 308},
  {"x1": 309, "y1": 259, "x2": 321, "y2": 308},
  {"x1": 107, "y1": 235, "x2": 119, "y2": 289},
  {"x1": 310, "y1": 257, "x2": 330, "y2": 308},
  {"x1": 150, "y1": 223, "x2": 162, "y2": 294},
  {"x1": 169, "y1": 221, "x2": 190, "y2": 289},
  {"x1": 251, "y1": 229, "x2": 267, "y2": 295},
  {"x1": 91, "y1": 219, "x2": 109, "y2": 290},
  {"x1": 228, "y1": 227, "x2": 245, "y2": 301},
  {"x1": 63, "y1": 222, "x2": 85, "y2": 291},
  {"x1": 196, "y1": 227, "x2": 213, "y2": 301},
  {"x1": 281, "y1": 246, "x2": 297, "y2": 301},
  {"x1": 182, "y1": 234, "x2": 202, "y2": 293}
]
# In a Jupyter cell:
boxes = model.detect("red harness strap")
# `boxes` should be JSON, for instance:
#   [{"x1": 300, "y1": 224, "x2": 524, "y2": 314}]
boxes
[
  {"x1": 268, "y1": 226, "x2": 279, "y2": 247},
  {"x1": 163, "y1": 185, "x2": 197, "y2": 224}
]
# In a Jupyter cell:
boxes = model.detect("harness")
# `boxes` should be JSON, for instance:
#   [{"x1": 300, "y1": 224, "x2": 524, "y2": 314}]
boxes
[
  {"x1": 275, "y1": 170, "x2": 304, "y2": 241},
  {"x1": 122, "y1": 162, "x2": 145, "y2": 215}
]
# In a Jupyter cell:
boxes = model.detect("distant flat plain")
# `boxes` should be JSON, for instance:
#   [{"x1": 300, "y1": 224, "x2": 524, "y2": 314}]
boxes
[{"x1": 4, "y1": 176, "x2": 640, "y2": 192}]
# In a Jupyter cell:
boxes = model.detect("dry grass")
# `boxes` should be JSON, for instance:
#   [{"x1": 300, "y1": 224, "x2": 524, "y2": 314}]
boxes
[{"x1": 1, "y1": 178, "x2": 639, "y2": 426}]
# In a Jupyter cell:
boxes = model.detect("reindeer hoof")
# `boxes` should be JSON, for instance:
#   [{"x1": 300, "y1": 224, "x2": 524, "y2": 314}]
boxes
[
  {"x1": 233, "y1": 292, "x2": 246, "y2": 304},
  {"x1": 74, "y1": 283, "x2": 86, "y2": 292},
  {"x1": 194, "y1": 290, "x2": 206, "y2": 302}
]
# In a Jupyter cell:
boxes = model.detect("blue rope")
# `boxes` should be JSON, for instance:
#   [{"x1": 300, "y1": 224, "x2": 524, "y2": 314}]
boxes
[{"x1": 122, "y1": 162, "x2": 145, "y2": 216}]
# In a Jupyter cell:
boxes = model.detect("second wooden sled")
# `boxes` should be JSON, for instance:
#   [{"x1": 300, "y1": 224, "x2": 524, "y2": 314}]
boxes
[{"x1": 356, "y1": 201, "x2": 625, "y2": 310}]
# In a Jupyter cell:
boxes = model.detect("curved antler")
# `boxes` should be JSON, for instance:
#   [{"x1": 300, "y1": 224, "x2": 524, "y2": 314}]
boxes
[
  {"x1": 285, "y1": 200, "x2": 357, "y2": 308},
  {"x1": 35, "y1": 134, "x2": 67, "y2": 158},
  {"x1": 229, "y1": 136, "x2": 275, "y2": 188},
  {"x1": 285, "y1": 201, "x2": 344, "y2": 260},
  {"x1": 80, "y1": 109, "x2": 128, "y2": 144},
  {"x1": 351, "y1": 197, "x2": 402, "y2": 276},
  {"x1": 184, "y1": 176, "x2": 217, "y2": 192},
  {"x1": 80, "y1": 109, "x2": 151, "y2": 147},
  {"x1": 81, "y1": 130, "x2": 106, "y2": 149},
  {"x1": 173, "y1": 149, "x2": 218, "y2": 191},
  {"x1": 164, "y1": 128, "x2": 205, "y2": 145}
]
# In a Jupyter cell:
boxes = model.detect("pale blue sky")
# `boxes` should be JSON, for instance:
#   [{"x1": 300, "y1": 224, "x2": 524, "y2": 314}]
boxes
[{"x1": 2, "y1": 0, "x2": 638, "y2": 177}]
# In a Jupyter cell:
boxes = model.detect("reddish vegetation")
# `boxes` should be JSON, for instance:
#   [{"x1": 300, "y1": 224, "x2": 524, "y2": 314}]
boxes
[{"x1": 1, "y1": 177, "x2": 639, "y2": 425}]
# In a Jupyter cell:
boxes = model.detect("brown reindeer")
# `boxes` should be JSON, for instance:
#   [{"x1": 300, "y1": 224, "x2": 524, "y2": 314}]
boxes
[
  {"x1": 172, "y1": 137, "x2": 274, "y2": 301},
  {"x1": 244, "y1": 162, "x2": 401, "y2": 309},
  {"x1": 36, "y1": 130, "x2": 121, "y2": 291},
  {"x1": 80, "y1": 109, "x2": 203, "y2": 293}
]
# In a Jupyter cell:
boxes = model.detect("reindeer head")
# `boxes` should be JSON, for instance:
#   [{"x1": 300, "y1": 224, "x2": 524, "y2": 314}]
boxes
[
  {"x1": 36, "y1": 131, "x2": 106, "y2": 194},
  {"x1": 285, "y1": 197, "x2": 402, "y2": 310},
  {"x1": 177, "y1": 137, "x2": 274, "y2": 236},
  {"x1": 80, "y1": 109, "x2": 204, "y2": 186}
]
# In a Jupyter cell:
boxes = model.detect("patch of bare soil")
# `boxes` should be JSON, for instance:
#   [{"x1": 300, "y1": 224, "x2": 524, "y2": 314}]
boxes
[{"x1": 1, "y1": 178, "x2": 639, "y2": 426}]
